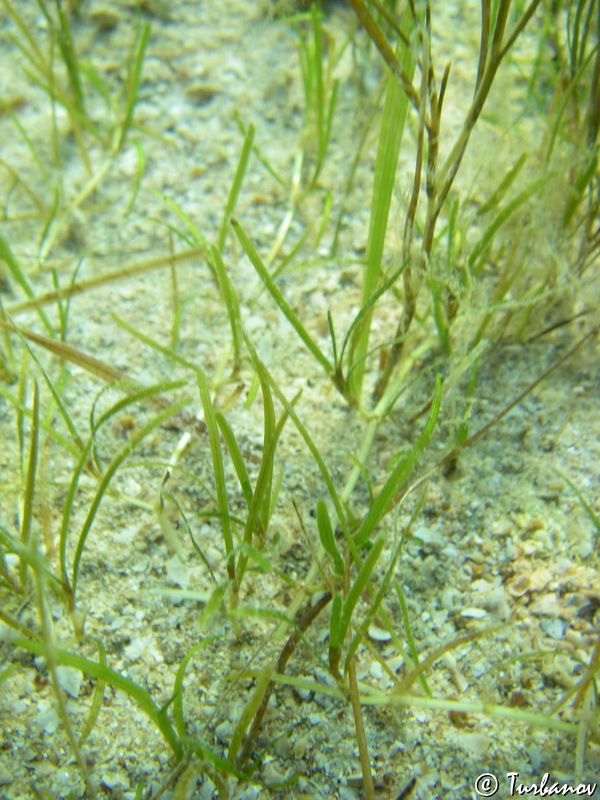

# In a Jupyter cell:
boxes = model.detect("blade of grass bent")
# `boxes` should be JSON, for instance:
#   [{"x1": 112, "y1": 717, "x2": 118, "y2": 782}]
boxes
[
  {"x1": 197, "y1": 369, "x2": 235, "y2": 582},
  {"x1": 354, "y1": 375, "x2": 442, "y2": 547},
  {"x1": 13, "y1": 636, "x2": 182, "y2": 757},
  {"x1": 7, "y1": 247, "x2": 206, "y2": 315},
  {"x1": 232, "y1": 219, "x2": 334, "y2": 376},
  {"x1": 0, "y1": 236, "x2": 53, "y2": 334},
  {"x1": 216, "y1": 412, "x2": 253, "y2": 506},
  {"x1": 218, "y1": 124, "x2": 255, "y2": 252},
  {"x1": 69, "y1": 396, "x2": 190, "y2": 597}
]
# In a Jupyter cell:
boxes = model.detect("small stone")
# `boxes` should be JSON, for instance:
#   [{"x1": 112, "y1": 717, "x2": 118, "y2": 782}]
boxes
[
  {"x1": 292, "y1": 734, "x2": 309, "y2": 759},
  {"x1": 185, "y1": 84, "x2": 219, "y2": 106},
  {"x1": 0, "y1": 763, "x2": 13, "y2": 787},
  {"x1": 368, "y1": 623, "x2": 392, "y2": 642},
  {"x1": 460, "y1": 607, "x2": 487, "y2": 619},
  {"x1": 56, "y1": 666, "x2": 82, "y2": 699},
  {"x1": 453, "y1": 731, "x2": 490, "y2": 754},
  {"x1": 90, "y1": 8, "x2": 121, "y2": 30}
]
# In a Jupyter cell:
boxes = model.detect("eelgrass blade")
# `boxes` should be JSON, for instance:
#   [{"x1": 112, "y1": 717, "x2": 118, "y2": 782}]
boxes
[
  {"x1": 254, "y1": 356, "x2": 276, "y2": 539},
  {"x1": 476, "y1": 152, "x2": 528, "y2": 215},
  {"x1": 235, "y1": 356, "x2": 294, "y2": 587},
  {"x1": 218, "y1": 124, "x2": 255, "y2": 252},
  {"x1": 9, "y1": 316, "x2": 84, "y2": 452},
  {"x1": 211, "y1": 246, "x2": 243, "y2": 363},
  {"x1": 13, "y1": 636, "x2": 182, "y2": 757},
  {"x1": 553, "y1": 467, "x2": 600, "y2": 536},
  {"x1": 216, "y1": 412, "x2": 253, "y2": 506},
  {"x1": 152, "y1": 190, "x2": 211, "y2": 253},
  {"x1": 469, "y1": 172, "x2": 555, "y2": 274},
  {"x1": 348, "y1": 5, "x2": 417, "y2": 401},
  {"x1": 340, "y1": 260, "x2": 406, "y2": 376},
  {"x1": 339, "y1": 535, "x2": 384, "y2": 649},
  {"x1": 78, "y1": 637, "x2": 106, "y2": 744},
  {"x1": 182, "y1": 736, "x2": 250, "y2": 781},
  {"x1": 234, "y1": 111, "x2": 286, "y2": 187},
  {"x1": 117, "y1": 21, "x2": 150, "y2": 151},
  {"x1": 562, "y1": 152, "x2": 598, "y2": 227},
  {"x1": 260, "y1": 355, "x2": 360, "y2": 564},
  {"x1": 112, "y1": 311, "x2": 199, "y2": 372},
  {"x1": 354, "y1": 374, "x2": 442, "y2": 547},
  {"x1": 198, "y1": 582, "x2": 228, "y2": 632},
  {"x1": 126, "y1": 139, "x2": 146, "y2": 214},
  {"x1": 344, "y1": 530, "x2": 406, "y2": 674},
  {"x1": 0, "y1": 236, "x2": 53, "y2": 335},
  {"x1": 69, "y1": 394, "x2": 190, "y2": 598},
  {"x1": 0, "y1": 527, "x2": 67, "y2": 603},
  {"x1": 197, "y1": 369, "x2": 235, "y2": 583},
  {"x1": 19, "y1": 380, "x2": 39, "y2": 589},
  {"x1": 0, "y1": 106, "x2": 50, "y2": 182},
  {"x1": 7, "y1": 246, "x2": 206, "y2": 315},
  {"x1": 51, "y1": 0, "x2": 85, "y2": 113},
  {"x1": 227, "y1": 667, "x2": 273, "y2": 765},
  {"x1": 316, "y1": 499, "x2": 343, "y2": 575},
  {"x1": 395, "y1": 580, "x2": 431, "y2": 697},
  {"x1": 232, "y1": 219, "x2": 334, "y2": 376},
  {"x1": 329, "y1": 591, "x2": 343, "y2": 675},
  {"x1": 173, "y1": 639, "x2": 219, "y2": 739}
]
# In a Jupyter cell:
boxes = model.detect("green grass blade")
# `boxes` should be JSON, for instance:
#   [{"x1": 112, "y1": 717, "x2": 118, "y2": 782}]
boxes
[
  {"x1": 344, "y1": 531, "x2": 405, "y2": 674},
  {"x1": 218, "y1": 124, "x2": 255, "y2": 252},
  {"x1": 261, "y1": 358, "x2": 359, "y2": 564},
  {"x1": 234, "y1": 111, "x2": 286, "y2": 187},
  {"x1": 216, "y1": 412, "x2": 253, "y2": 506},
  {"x1": 477, "y1": 152, "x2": 528, "y2": 215},
  {"x1": 9, "y1": 317, "x2": 84, "y2": 452},
  {"x1": 232, "y1": 218, "x2": 334, "y2": 376},
  {"x1": 469, "y1": 172, "x2": 555, "y2": 274},
  {"x1": 211, "y1": 246, "x2": 242, "y2": 362},
  {"x1": 13, "y1": 635, "x2": 182, "y2": 757},
  {"x1": 562, "y1": 152, "x2": 598, "y2": 227},
  {"x1": 339, "y1": 535, "x2": 384, "y2": 648},
  {"x1": 117, "y1": 22, "x2": 150, "y2": 150},
  {"x1": 51, "y1": 0, "x2": 85, "y2": 113},
  {"x1": 0, "y1": 236, "x2": 54, "y2": 334},
  {"x1": 198, "y1": 582, "x2": 228, "y2": 632},
  {"x1": 78, "y1": 637, "x2": 106, "y2": 744},
  {"x1": 0, "y1": 528, "x2": 66, "y2": 600},
  {"x1": 348, "y1": 8, "x2": 417, "y2": 400},
  {"x1": 354, "y1": 375, "x2": 442, "y2": 547},
  {"x1": 316, "y1": 499, "x2": 344, "y2": 575},
  {"x1": 395, "y1": 580, "x2": 431, "y2": 697},
  {"x1": 19, "y1": 380, "x2": 39, "y2": 588},
  {"x1": 173, "y1": 639, "x2": 219, "y2": 739},
  {"x1": 553, "y1": 467, "x2": 600, "y2": 536},
  {"x1": 254, "y1": 356, "x2": 276, "y2": 538},
  {"x1": 340, "y1": 260, "x2": 407, "y2": 374},
  {"x1": 126, "y1": 139, "x2": 146, "y2": 214},
  {"x1": 111, "y1": 312, "x2": 198, "y2": 371},
  {"x1": 227, "y1": 666, "x2": 273, "y2": 765},
  {"x1": 152, "y1": 190, "x2": 211, "y2": 253},
  {"x1": 70, "y1": 395, "x2": 190, "y2": 597},
  {"x1": 329, "y1": 591, "x2": 343, "y2": 674},
  {"x1": 235, "y1": 373, "x2": 292, "y2": 587},
  {"x1": 197, "y1": 369, "x2": 235, "y2": 582}
]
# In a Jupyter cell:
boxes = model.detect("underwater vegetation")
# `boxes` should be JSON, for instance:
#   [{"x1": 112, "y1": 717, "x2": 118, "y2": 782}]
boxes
[{"x1": 0, "y1": 0, "x2": 599, "y2": 797}]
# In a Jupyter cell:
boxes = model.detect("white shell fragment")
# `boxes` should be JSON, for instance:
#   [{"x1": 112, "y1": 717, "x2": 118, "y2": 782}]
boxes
[{"x1": 368, "y1": 623, "x2": 392, "y2": 642}]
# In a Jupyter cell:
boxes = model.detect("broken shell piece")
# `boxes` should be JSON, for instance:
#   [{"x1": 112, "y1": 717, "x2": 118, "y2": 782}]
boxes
[
  {"x1": 460, "y1": 607, "x2": 487, "y2": 619},
  {"x1": 368, "y1": 623, "x2": 392, "y2": 642}
]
